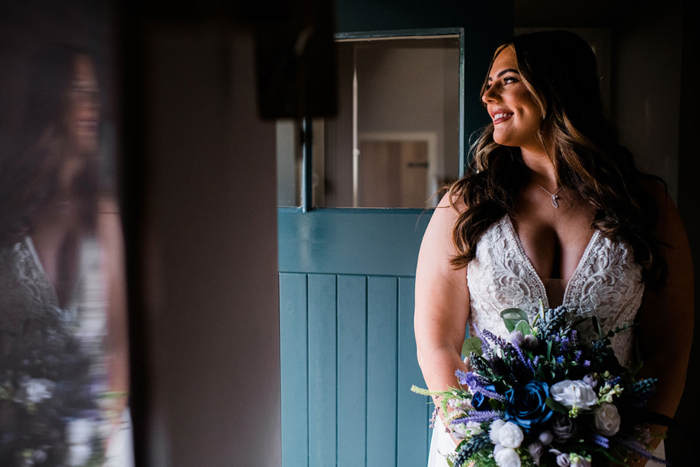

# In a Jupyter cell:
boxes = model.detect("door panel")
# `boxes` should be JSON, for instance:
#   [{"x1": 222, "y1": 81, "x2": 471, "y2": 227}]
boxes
[
  {"x1": 280, "y1": 273, "x2": 309, "y2": 465},
  {"x1": 280, "y1": 272, "x2": 431, "y2": 467},
  {"x1": 279, "y1": 209, "x2": 431, "y2": 276},
  {"x1": 309, "y1": 274, "x2": 337, "y2": 467},
  {"x1": 366, "y1": 276, "x2": 398, "y2": 467}
]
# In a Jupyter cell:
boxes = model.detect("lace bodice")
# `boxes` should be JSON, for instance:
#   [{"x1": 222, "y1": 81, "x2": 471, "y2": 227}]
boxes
[
  {"x1": 0, "y1": 237, "x2": 64, "y2": 329},
  {"x1": 467, "y1": 215, "x2": 645, "y2": 364},
  {"x1": 0, "y1": 236, "x2": 105, "y2": 340}
]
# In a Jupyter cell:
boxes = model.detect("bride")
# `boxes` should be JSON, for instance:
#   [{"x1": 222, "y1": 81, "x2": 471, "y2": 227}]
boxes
[{"x1": 415, "y1": 31, "x2": 693, "y2": 467}]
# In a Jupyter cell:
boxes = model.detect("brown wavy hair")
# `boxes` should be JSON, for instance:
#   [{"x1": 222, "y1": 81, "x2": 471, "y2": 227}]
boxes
[
  {"x1": 448, "y1": 30, "x2": 667, "y2": 288},
  {"x1": 0, "y1": 43, "x2": 99, "y2": 244}
]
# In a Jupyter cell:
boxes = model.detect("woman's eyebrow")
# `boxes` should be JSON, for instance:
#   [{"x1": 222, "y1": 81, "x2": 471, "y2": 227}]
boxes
[{"x1": 487, "y1": 68, "x2": 520, "y2": 81}]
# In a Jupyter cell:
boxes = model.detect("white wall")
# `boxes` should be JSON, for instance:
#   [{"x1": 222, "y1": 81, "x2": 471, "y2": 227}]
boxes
[
  {"x1": 143, "y1": 27, "x2": 281, "y2": 467},
  {"x1": 357, "y1": 46, "x2": 461, "y2": 184}
]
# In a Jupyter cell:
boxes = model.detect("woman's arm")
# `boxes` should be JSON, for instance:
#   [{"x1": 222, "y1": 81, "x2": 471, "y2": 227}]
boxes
[
  {"x1": 630, "y1": 185, "x2": 694, "y2": 464},
  {"x1": 97, "y1": 198, "x2": 130, "y2": 420},
  {"x1": 415, "y1": 193, "x2": 471, "y2": 424}
]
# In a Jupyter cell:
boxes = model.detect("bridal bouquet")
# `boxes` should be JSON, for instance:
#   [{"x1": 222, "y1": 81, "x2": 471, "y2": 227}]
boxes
[
  {"x1": 0, "y1": 307, "x2": 105, "y2": 466},
  {"x1": 413, "y1": 304, "x2": 667, "y2": 467}
]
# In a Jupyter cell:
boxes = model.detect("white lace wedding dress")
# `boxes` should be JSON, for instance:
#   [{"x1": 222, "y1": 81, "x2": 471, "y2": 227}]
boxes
[
  {"x1": 427, "y1": 215, "x2": 665, "y2": 467},
  {"x1": 0, "y1": 235, "x2": 132, "y2": 466}
]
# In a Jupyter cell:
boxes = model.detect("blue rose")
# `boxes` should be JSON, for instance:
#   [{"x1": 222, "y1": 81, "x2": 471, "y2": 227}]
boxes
[
  {"x1": 504, "y1": 380, "x2": 553, "y2": 431},
  {"x1": 471, "y1": 385, "x2": 497, "y2": 410}
]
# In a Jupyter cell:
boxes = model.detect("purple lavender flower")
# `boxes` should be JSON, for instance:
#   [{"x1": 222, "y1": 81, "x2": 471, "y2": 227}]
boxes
[
  {"x1": 614, "y1": 435, "x2": 670, "y2": 465},
  {"x1": 591, "y1": 434, "x2": 609, "y2": 448},
  {"x1": 556, "y1": 355, "x2": 565, "y2": 365},
  {"x1": 429, "y1": 407, "x2": 439, "y2": 428},
  {"x1": 471, "y1": 323, "x2": 492, "y2": 356},
  {"x1": 455, "y1": 371, "x2": 505, "y2": 402},
  {"x1": 583, "y1": 360, "x2": 591, "y2": 368},
  {"x1": 453, "y1": 410, "x2": 504, "y2": 424},
  {"x1": 560, "y1": 336, "x2": 571, "y2": 351},
  {"x1": 512, "y1": 341, "x2": 535, "y2": 373}
]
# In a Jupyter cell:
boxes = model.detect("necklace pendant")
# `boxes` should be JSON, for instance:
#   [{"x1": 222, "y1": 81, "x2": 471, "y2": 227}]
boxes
[{"x1": 551, "y1": 195, "x2": 560, "y2": 208}]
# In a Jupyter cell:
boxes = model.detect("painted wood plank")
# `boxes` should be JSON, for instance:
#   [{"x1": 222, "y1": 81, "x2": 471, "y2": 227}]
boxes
[
  {"x1": 337, "y1": 275, "x2": 367, "y2": 467},
  {"x1": 397, "y1": 277, "x2": 430, "y2": 467},
  {"x1": 279, "y1": 273, "x2": 309, "y2": 467},
  {"x1": 366, "y1": 276, "x2": 398, "y2": 467},
  {"x1": 308, "y1": 274, "x2": 338, "y2": 467},
  {"x1": 279, "y1": 209, "x2": 431, "y2": 276}
]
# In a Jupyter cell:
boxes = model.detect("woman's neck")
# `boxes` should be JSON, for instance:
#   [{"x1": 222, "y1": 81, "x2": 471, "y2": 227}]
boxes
[
  {"x1": 520, "y1": 145, "x2": 558, "y2": 191},
  {"x1": 57, "y1": 152, "x2": 86, "y2": 195}
]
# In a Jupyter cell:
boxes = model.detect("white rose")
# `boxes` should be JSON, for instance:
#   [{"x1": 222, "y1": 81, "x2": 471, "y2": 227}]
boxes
[
  {"x1": 452, "y1": 423, "x2": 468, "y2": 439},
  {"x1": 490, "y1": 419, "x2": 506, "y2": 444},
  {"x1": 594, "y1": 403, "x2": 621, "y2": 436},
  {"x1": 494, "y1": 447, "x2": 522, "y2": 467},
  {"x1": 67, "y1": 419, "x2": 93, "y2": 446},
  {"x1": 498, "y1": 421, "x2": 524, "y2": 449},
  {"x1": 14, "y1": 377, "x2": 55, "y2": 404},
  {"x1": 550, "y1": 380, "x2": 598, "y2": 409},
  {"x1": 68, "y1": 444, "x2": 92, "y2": 467}
]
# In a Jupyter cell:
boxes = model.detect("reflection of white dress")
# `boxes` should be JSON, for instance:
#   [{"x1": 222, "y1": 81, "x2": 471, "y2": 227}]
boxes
[
  {"x1": 427, "y1": 215, "x2": 665, "y2": 467},
  {"x1": 0, "y1": 236, "x2": 133, "y2": 466}
]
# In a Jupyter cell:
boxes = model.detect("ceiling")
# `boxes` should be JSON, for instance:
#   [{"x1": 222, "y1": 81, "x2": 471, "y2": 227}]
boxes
[{"x1": 514, "y1": 0, "x2": 650, "y2": 28}]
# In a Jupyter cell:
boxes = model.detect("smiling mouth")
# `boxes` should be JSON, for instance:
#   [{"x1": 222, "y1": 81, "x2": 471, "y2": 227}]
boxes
[{"x1": 492, "y1": 113, "x2": 514, "y2": 124}]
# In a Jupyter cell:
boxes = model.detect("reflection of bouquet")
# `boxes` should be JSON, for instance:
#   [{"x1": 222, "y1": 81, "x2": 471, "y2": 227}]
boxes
[
  {"x1": 0, "y1": 307, "x2": 104, "y2": 466},
  {"x1": 413, "y1": 304, "x2": 667, "y2": 466}
]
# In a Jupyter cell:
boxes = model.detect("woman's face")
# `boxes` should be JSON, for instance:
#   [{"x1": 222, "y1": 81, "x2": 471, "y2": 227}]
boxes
[
  {"x1": 67, "y1": 54, "x2": 100, "y2": 154},
  {"x1": 482, "y1": 47, "x2": 542, "y2": 150}
]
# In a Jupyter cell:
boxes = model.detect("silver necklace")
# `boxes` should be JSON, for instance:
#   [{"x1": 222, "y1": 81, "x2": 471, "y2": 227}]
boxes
[{"x1": 536, "y1": 183, "x2": 564, "y2": 208}]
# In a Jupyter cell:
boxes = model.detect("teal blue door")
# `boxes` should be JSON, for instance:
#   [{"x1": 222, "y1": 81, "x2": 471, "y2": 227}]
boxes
[
  {"x1": 278, "y1": 4, "x2": 512, "y2": 465},
  {"x1": 279, "y1": 209, "x2": 434, "y2": 467}
]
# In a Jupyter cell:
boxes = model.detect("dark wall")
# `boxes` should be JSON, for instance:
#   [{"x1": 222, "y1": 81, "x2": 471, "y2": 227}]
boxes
[{"x1": 673, "y1": 1, "x2": 700, "y2": 464}]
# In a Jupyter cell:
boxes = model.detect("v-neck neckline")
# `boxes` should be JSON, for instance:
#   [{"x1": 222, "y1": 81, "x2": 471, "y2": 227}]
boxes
[
  {"x1": 502, "y1": 215, "x2": 600, "y2": 309},
  {"x1": 25, "y1": 235, "x2": 76, "y2": 310}
]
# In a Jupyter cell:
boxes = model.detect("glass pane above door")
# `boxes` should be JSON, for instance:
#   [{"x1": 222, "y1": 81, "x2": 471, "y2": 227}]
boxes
[{"x1": 317, "y1": 34, "x2": 461, "y2": 208}]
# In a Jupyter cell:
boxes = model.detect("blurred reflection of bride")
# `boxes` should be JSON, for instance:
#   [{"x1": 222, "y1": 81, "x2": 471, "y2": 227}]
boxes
[{"x1": 0, "y1": 44, "x2": 130, "y2": 466}]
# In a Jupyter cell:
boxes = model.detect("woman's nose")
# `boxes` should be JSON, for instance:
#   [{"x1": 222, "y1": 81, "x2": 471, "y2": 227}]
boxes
[{"x1": 482, "y1": 85, "x2": 497, "y2": 104}]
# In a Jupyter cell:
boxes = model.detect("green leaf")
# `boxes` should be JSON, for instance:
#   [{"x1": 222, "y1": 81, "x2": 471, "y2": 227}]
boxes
[
  {"x1": 489, "y1": 399, "x2": 503, "y2": 411},
  {"x1": 515, "y1": 320, "x2": 532, "y2": 335},
  {"x1": 547, "y1": 340, "x2": 553, "y2": 360},
  {"x1": 592, "y1": 315, "x2": 603, "y2": 340},
  {"x1": 447, "y1": 459, "x2": 454, "y2": 467},
  {"x1": 501, "y1": 308, "x2": 529, "y2": 332},
  {"x1": 462, "y1": 337, "x2": 483, "y2": 357},
  {"x1": 545, "y1": 397, "x2": 568, "y2": 414}
]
